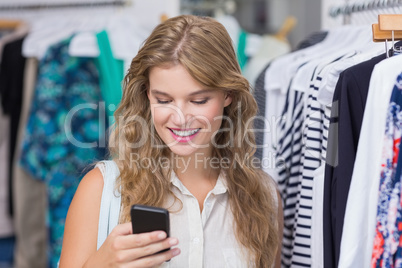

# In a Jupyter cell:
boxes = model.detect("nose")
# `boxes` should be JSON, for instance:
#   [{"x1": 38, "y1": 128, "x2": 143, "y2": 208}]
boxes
[{"x1": 170, "y1": 103, "x2": 193, "y2": 127}]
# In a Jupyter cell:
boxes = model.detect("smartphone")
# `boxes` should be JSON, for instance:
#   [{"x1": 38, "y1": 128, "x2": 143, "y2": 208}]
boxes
[{"x1": 130, "y1": 204, "x2": 170, "y2": 254}]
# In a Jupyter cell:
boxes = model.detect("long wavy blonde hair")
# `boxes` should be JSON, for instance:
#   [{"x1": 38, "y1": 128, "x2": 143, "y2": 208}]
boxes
[{"x1": 109, "y1": 15, "x2": 279, "y2": 267}]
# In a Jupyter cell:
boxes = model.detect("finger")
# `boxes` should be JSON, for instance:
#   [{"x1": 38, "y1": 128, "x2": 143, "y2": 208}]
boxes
[
  {"x1": 110, "y1": 222, "x2": 133, "y2": 236},
  {"x1": 131, "y1": 247, "x2": 181, "y2": 268},
  {"x1": 113, "y1": 230, "x2": 168, "y2": 251},
  {"x1": 123, "y1": 237, "x2": 179, "y2": 262}
]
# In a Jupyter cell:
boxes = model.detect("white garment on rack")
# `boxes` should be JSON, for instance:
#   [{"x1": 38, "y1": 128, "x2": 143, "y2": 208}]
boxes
[
  {"x1": 264, "y1": 25, "x2": 362, "y2": 95},
  {"x1": 22, "y1": 16, "x2": 80, "y2": 59},
  {"x1": 316, "y1": 44, "x2": 384, "y2": 106},
  {"x1": 21, "y1": 1, "x2": 179, "y2": 60},
  {"x1": 311, "y1": 162, "x2": 326, "y2": 268},
  {"x1": 243, "y1": 35, "x2": 290, "y2": 87},
  {"x1": 338, "y1": 54, "x2": 402, "y2": 268},
  {"x1": 292, "y1": 25, "x2": 371, "y2": 95},
  {"x1": 261, "y1": 87, "x2": 287, "y2": 180},
  {"x1": 246, "y1": 36, "x2": 290, "y2": 180},
  {"x1": 69, "y1": 13, "x2": 152, "y2": 73}
]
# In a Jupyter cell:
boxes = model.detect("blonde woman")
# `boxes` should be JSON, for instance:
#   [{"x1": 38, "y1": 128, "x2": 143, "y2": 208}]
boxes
[{"x1": 59, "y1": 15, "x2": 283, "y2": 268}]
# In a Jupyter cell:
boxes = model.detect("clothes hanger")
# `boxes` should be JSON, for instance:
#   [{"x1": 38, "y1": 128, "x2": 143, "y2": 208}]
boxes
[
  {"x1": 273, "y1": 16, "x2": 297, "y2": 43},
  {"x1": 0, "y1": 19, "x2": 22, "y2": 29},
  {"x1": 378, "y1": 14, "x2": 402, "y2": 53},
  {"x1": 372, "y1": 14, "x2": 402, "y2": 58}
]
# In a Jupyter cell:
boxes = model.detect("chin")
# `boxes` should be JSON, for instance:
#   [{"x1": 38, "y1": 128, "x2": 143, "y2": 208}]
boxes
[{"x1": 168, "y1": 144, "x2": 199, "y2": 157}]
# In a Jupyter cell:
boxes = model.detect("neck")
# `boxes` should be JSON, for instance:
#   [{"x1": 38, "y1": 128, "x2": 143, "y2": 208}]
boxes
[
  {"x1": 173, "y1": 152, "x2": 219, "y2": 183},
  {"x1": 172, "y1": 150, "x2": 222, "y2": 213}
]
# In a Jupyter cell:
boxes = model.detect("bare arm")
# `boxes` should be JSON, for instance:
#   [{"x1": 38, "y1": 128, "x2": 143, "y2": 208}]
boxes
[
  {"x1": 59, "y1": 168, "x2": 104, "y2": 267},
  {"x1": 59, "y1": 167, "x2": 180, "y2": 268}
]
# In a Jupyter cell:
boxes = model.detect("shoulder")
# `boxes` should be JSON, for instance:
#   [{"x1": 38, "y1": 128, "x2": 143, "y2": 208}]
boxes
[
  {"x1": 79, "y1": 167, "x2": 104, "y2": 195},
  {"x1": 66, "y1": 167, "x2": 105, "y2": 225}
]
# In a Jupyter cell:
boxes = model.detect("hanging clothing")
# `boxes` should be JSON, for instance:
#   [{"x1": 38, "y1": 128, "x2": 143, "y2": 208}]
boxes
[
  {"x1": 0, "y1": 22, "x2": 29, "y2": 62},
  {"x1": 0, "y1": 20, "x2": 28, "y2": 252},
  {"x1": 248, "y1": 36, "x2": 291, "y2": 163},
  {"x1": 338, "y1": 54, "x2": 402, "y2": 268},
  {"x1": 261, "y1": 24, "x2": 386, "y2": 266},
  {"x1": 0, "y1": 113, "x2": 11, "y2": 238},
  {"x1": 295, "y1": 31, "x2": 328, "y2": 51},
  {"x1": 12, "y1": 57, "x2": 48, "y2": 268},
  {"x1": 284, "y1": 49, "x2": 358, "y2": 267},
  {"x1": 95, "y1": 30, "x2": 123, "y2": 123},
  {"x1": 243, "y1": 35, "x2": 290, "y2": 87},
  {"x1": 274, "y1": 84, "x2": 304, "y2": 267},
  {"x1": 255, "y1": 32, "x2": 324, "y2": 178},
  {"x1": 254, "y1": 63, "x2": 270, "y2": 161},
  {"x1": 237, "y1": 30, "x2": 248, "y2": 71},
  {"x1": 371, "y1": 72, "x2": 402, "y2": 267},
  {"x1": 0, "y1": 37, "x2": 27, "y2": 217},
  {"x1": 271, "y1": 29, "x2": 362, "y2": 267},
  {"x1": 324, "y1": 52, "x2": 387, "y2": 268},
  {"x1": 19, "y1": 37, "x2": 108, "y2": 268}
]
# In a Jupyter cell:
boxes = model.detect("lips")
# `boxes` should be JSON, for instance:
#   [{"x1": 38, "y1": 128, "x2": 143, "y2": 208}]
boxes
[{"x1": 169, "y1": 128, "x2": 201, "y2": 137}]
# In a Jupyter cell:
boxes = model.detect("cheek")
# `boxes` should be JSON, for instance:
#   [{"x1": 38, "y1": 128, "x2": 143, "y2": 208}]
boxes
[
  {"x1": 201, "y1": 105, "x2": 225, "y2": 128},
  {"x1": 150, "y1": 106, "x2": 168, "y2": 127}
]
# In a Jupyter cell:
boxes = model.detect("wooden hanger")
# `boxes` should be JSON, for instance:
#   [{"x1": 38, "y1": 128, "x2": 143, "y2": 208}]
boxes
[
  {"x1": 379, "y1": 14, "x2": 402, "y2": 54},
  {"x1": 372, "y1": 14, "x2": 402, "y2": 42},
  {"x1": 378, "y1": 14, "x2": 402, "y2": 31},
  {"x1": 273, "y1": 16, "x2": 297, "y2": 42},
  {"x1": 372, "y1": 14, "x2": 402, "y2": 57},
  {"x1": 372, "y1": 23, "x2": 402, "y2": 42},
  {"x1": 0, "y1": 19, "x2": 22, "y2": 30},
  {"x1": 160, "y1": 13, "x2": 168, "y2": 23}
]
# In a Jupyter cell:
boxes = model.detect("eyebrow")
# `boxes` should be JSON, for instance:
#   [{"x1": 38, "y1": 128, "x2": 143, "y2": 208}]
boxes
[{"x1": 150, "y1": 89, "x2": 213, "y2": 97}]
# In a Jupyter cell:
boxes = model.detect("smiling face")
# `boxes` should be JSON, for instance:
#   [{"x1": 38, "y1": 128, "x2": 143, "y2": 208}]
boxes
[{"x1": 147, "y1": 64, "x2": 232, "y2": 157}]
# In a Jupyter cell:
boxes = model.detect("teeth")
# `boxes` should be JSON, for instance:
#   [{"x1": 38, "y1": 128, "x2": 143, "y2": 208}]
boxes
[{"x1": 171, "y1": 128, "x2": 199, "y2": 137}]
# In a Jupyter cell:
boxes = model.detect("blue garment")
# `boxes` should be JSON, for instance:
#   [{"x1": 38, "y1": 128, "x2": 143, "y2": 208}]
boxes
[
  {"x1": 19, "y1": 37, "x2": 108, "y2": 268},
  {"x1": 0, "y1": 236, "x2": 15, "y2": 268}
]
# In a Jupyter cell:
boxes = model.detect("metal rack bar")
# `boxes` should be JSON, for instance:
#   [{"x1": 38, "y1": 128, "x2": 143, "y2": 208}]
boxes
[
  {"x1": 0, "y1": 0, "x2": 128, "y2": 11},
  {"x1": 329, "y1": 0, "x2": 402, "y2": 18}
]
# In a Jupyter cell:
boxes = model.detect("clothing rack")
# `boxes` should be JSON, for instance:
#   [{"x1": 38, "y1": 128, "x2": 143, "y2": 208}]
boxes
[
  {"x1": 0, "y1": 0, "x2": 129, "y2": 11},
  {"x1": 181, "y1": 0, "x2": 236, "y2": 16},
  {"x1": 329, "y1": 0, "x2": 402, "y2": 24}
]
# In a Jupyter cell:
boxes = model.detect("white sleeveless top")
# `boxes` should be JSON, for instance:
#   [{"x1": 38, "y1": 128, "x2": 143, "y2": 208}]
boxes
[
  {"x1": 95, "y1": 160, "x2": 278, "y2": 268},
  {"x1": 95, "y1": 160, "x2": 121, "y2": 250}
]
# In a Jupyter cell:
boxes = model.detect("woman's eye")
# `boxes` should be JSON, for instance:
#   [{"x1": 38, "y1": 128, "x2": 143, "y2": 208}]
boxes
[
  {"x1": 156, "y1": 98, "x2": 171, "y2": 104},
  {"x1": 192, "y1": 98, "x2": 209, "y2": 105}
]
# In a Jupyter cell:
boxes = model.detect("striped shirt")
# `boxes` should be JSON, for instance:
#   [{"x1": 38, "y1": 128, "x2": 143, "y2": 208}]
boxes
[{"x1": 275, "y1": 81, "x2": 304, "y2": 267}]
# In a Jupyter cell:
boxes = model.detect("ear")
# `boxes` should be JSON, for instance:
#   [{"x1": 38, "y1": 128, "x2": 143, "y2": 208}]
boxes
[{"x1": 224, "y1": 92, "x2": 232, "y2": 107}]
